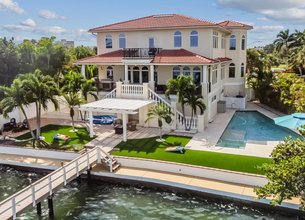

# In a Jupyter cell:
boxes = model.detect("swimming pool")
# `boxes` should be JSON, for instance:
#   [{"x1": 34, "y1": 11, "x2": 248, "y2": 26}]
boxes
[{"x1": 217, "y1": 111, "x2": 303, "y2": 148}]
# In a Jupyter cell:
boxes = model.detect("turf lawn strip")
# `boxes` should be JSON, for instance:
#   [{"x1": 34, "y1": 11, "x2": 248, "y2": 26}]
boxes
[
  {"x1": 112, "y1": 135, "x2": 272, "y2": 175},
  {"x1": 16, "y1": 124, "x2": 92, "y2": 151}
]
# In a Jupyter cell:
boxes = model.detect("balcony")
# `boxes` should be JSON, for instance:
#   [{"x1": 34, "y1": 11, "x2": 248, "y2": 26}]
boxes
[{"x1": 123, "y1": 48, "x2": 162, "y2": 59}]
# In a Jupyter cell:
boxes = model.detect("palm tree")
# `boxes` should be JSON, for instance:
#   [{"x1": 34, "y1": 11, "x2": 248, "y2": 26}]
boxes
[
  {"x1": 274, "y1": 29, "x2": 294, "y2": 66},
  {"x1": 63, "y1": 92, "x2": 83, "y2": 132},
  {"x1": 81, "y1": 78, "x2": 98, "y2": 120},
  {"x1": 165, "y1": 75, "x2": 195, "y2": 130},
  {"x1": 21, "y1": 69, "x2": 60, "y2": 143},
  {"x1": 62, "y1": 70, "x2": 85, "y2": 94},
  {"x1": 0, "y1": 78, "x2": 35, "y2": 139},
  {"x1": 183, "y1": 92, "x2": 206, "y2": 131},
  {"x1": 145, "y1": 104, "x2": 173, "y2": 141}
]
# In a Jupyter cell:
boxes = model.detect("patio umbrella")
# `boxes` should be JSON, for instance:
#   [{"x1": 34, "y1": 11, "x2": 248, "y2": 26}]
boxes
[{"x1": 274, "y1": 113, "x2": 305, "y2": 130}]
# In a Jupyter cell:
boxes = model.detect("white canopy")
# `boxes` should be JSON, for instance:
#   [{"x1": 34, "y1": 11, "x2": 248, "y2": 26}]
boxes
[{"x1": 79, "y1": 98, "x2": 154, "y2": 141}]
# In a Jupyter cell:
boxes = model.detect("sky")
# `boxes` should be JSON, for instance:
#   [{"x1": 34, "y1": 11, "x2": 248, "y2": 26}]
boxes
[{"x1": 1, "y1": 0, "x2": 305, "y2": 47}]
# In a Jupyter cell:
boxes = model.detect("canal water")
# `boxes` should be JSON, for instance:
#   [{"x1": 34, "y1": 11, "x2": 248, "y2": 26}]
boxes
[{"x1": 0, "y1": 165, "x2": 302, "y2": 220}]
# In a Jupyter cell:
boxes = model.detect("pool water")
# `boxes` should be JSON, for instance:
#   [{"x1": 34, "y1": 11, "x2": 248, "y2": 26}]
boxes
[
  {"x1": 217, "y1": 111, "x2": 303, "y2": 148},
  {"x1": 0, "y1": 165, "x2": 302, "y2": 220}
]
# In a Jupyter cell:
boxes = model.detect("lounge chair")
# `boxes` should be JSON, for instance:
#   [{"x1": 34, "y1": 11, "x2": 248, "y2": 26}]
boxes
[
  {"x1": 165, "y1": 146, "x2": 185, "y2": 154},
  {"x1": 54, "y1": 133, "x2": 70, "y2": 141}
]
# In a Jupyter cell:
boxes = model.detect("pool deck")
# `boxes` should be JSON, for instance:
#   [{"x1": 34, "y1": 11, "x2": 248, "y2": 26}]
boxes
[{"x1": 186, "y1": 102, "x2": 285, "y2": 158}]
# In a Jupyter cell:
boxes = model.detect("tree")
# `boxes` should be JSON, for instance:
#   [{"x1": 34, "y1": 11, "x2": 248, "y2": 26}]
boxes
[
  {"x1": 274, "y1": 29, "x2": 294, "y2": 66},
  {"x1": 145, "y1": 104, "x2": 173, "y2": 141},
  {"x1": 21, "y1": 69, "x2": 60, "y2": 143},
  {"x1": 255, "y1": 138, "x2": 305, "y2": 210},
  {"x1": 165, "y1": 75, "x2": 195, "y2": 130},
  {"x1": 63, "y1": 92, "x2": 83, "y2": 132},
  {"x1": 183, "y1": 92, "x2": 206, "y2": 130},
  {"x1": 0, "y1": 78, "x2": 35, "y2": 139}
]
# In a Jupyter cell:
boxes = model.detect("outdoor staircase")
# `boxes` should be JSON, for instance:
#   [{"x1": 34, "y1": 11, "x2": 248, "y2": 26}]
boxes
[
  {"x1": 101, "y1": 83, "x2": 198, "y2": 131},
  {"x1": 99, "y1": 147, "x2": 120, "y2": 172}
]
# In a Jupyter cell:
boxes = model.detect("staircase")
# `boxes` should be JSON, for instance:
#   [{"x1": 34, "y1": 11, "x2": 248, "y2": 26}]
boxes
[{"x1": 99, "y1": 147, "x2": 120, "y2": 172}]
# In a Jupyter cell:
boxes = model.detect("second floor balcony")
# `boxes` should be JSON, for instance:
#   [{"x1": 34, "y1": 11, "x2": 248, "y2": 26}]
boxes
[{"x1": 123, "y1": 48, "x2": 162, "y2": 59}]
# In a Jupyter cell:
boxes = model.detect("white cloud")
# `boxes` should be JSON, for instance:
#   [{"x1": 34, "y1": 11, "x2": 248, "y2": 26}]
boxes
[
  {"x1": 0, "y1": 0, "x2": 24, "y2": 14},
  {"x1": 39, "y1": 9, "x2": 66, "y2": 20},
  {"x1": 217, "y1": 0, "x2": 305, "y2": 23},
  {"x1": 3, "y1": 24, "x2": 32, "y2": 31},
  {"x1": 20, "y1": 18, "x2": 36, "y2": 27},
  {"x1": 252, "y1": 25, "x2": 285, "y2": 33}
]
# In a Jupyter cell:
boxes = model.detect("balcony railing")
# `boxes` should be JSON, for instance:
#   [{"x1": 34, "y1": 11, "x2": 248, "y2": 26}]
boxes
[{"x1": 123, "y1": 48, "x2": 162, "y2": 58}]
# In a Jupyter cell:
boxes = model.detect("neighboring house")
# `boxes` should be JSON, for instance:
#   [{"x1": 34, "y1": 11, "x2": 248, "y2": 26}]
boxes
[{"x1": 76, "y1": 14, "x2": 252, "y2": 130}]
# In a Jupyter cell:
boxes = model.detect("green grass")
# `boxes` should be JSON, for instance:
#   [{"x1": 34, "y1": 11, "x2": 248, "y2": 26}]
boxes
[
  {"x1": 17, "y1": 124, "x2": 92, "y2": 151},
  {"x1": 112, "y1": 135, "x2": 272, "y2": 175}
]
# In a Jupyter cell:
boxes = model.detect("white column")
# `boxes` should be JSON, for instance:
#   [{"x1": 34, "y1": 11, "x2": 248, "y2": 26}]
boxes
[
  {"x1": 202, "y1": 65, "x2": 207, "y2": 83},
  {"x1": 143, "y1": 83, "x2": 149, "y2": 99},
  {"x1": 124, "y1": 64, "x2": 129, "y2": 83},
  {"x1": 122, "y1": 113, "x2": 127, "y2": 142},
  {"x1": 197, "y1": 114, "x2": 205, "y2": 132},
  {"x1": 149, "y1": 65, "x2": 155, "y2": 90},
  {"x1": 81, "y1": 65, "x2": 86, "y2": 76},
  {"x1": 217, "y1": 63, "x2": 221, "y2": 82},
  {"x1": 88, "y1": 111, "x2": 95, "y2": 138},
  {"x1": 116, "y1": 81, "x2": 122, "y2": 98}
]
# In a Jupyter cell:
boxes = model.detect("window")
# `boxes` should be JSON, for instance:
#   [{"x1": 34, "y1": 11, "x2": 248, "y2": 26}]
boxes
[
  {"x1": 221, "y1": 34, "x2": 226, "y2": 49},
  {"x1": 183, "y1": 66, "x2": 191, "y2": 76},
  {"x1": 241, "y1": 63, "x2": 245, "y2": 77},
  {"x1": 213, "y1": 31, "x2": 218, "y2": 48},
  {"x1": 133, "y1": 66, "x2": 140, "y2": 83},
  {"x1": 105, "y1": 34, "x2": 112, "y2": 48},
  {"x1": 128, "y1": 67, "x2": 131, "y2": 81},
  {"x1": 106, "y1": 66, "x2": 113, "y2": 79},
  {"x1": 229, "y1": 63, "x2": 235, "y2": 78},
  {"x1": 212, "y1": 95, "x2": 217, "y2": 102},
  {"x1": 190, "y1": 31, "x2": 198, "y2": 47},
  {"x1": 212, "y1": 65, "x2": 217, "y2": 84},
  {"x1": 119, "y1": 33, "x2": 126, "y2": 49},
  {"x1": 173, "y1": 66, "x2": 180, "y2": 79},
  {"x1": 142, "y1": 66, "x2": 149, "y2": 83},
  {"x1": 241, "y1": 35, "x2": 246, "y2": 50},
  {"x1": 174, "y1": 31, "x2": 182, "y2": 47},
  {"x1": 193, "y1": 66, "x2": 201, "y2": 85},
  {"x1": 230, "y1": 35, "x2": 236, "y2": 50},
  {"x1": 221, "y1": 64, "x2": 225, "y2": 80},
  {"x1": 149, "y1": 37, "x2": 154, "y2": 48},
  {"x1": 208, "y1": 67, "x2": 211, "y2": 93}
]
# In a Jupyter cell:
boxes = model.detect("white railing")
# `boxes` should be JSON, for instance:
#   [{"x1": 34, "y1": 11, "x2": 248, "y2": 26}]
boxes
[
  {"x1": 121, "y1": 84, "x2": 144, "y2": 96},
  {"x1": 148, "y1": 88, "x2": 171, "y2": 108},
  {"x1": 0, "y1": 147, "x2": 116, "y2": 220},
  {"x1": 103, "y1": 88, "x2": 117, "y2": 99}
]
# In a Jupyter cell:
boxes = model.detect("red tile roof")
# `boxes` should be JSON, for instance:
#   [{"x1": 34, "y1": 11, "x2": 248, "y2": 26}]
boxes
[
  {"x1": 152, "y1": 49, "x2": 218, "y2": 64},
  {"x1": 217, "y1": 20, "x2": 253, "y2": 30},
  {"x1": 90, "y1": 14, "x2": 218, "y2": 32},
  {"x1": 75, "y1": 50, "x2": 123, "y2": 64},
  {"x1": 216, "y1": 57, "x2": 232, "y2": 62}
]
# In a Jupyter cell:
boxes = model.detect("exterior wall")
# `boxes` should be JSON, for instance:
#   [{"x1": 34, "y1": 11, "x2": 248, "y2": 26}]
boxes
[
  {"x1": 98, "y1": 65, "x2": 124, "y2": 82},
  {"x1": 97, "y1": 28, "x2": 214, "y2": 57}
]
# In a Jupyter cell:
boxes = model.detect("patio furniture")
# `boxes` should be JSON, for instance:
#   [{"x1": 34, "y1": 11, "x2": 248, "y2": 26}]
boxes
[
  {"x1": 165, "y1": 146, "x2": 185, "y2": 154},
  {"x1": 113, "y1": 118, "x2": 123, "y2": 126},
  {"x1": 114, "y1": 125, "x2": 123, "y2": 134},
  {"x1": 54, "y1": 133, "x2": 70, "y2": 141},
  {"x1": 127, "y1": 121, "x2": 137, "y2": 131},
  {"x1": 3, "y1": 118, "x2": 17, "y2": 132}
]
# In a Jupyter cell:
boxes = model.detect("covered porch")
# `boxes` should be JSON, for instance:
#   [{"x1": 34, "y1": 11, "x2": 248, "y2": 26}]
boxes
[{"x1": 78, "y1": 98, "x2": 154, "y2": 142}]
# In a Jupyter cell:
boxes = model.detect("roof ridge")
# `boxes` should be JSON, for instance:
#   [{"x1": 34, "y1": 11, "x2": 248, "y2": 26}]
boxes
[{"x1": 173, "y1": 14, "x2": 216, "y2": 25}]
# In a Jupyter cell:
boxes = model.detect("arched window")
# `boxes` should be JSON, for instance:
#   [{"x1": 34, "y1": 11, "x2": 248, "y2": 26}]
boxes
[
  {"x1": 241, "y1": 63, "x2": 245, "y2": 77},
  {"x1": 229, "y1": 63, "x2": 235, "y2": 78},
  {"x1": 142, "y1": 66, "x2": 149, "y2": 83},
  {"x1": 174, "y1": 31, "x2": 182, "y2": 48},
  {"x1": 172, "y1": 66, "x2": 180, "y2": 79},
  {"x1": 183, "y1": 66, "x2": 191, "y2": 76},
  {"x1": 190, "y1": 31, "x2": 198, "y2": 47},
  {"x1": 241, "y1": 35, "x2": 246, "y2": 50},
  {"x1": 105, "y1": 34, "x2": 112, "y2": 48},
  {"x1": 193, "y1": 66, "x2": 201, "y2": 85},
  {"x1": 230, "y1": 35, "x2": 236, "y2": 50},
  {"x1": 106, "y1": 66, "x2": 113, "y2": 79},
  {"x1": 133, "y1": 66, "x2": 140, "y2": 83},
  {"x1": 119, "y1": 33, "x2": 126, "y2": 49}
]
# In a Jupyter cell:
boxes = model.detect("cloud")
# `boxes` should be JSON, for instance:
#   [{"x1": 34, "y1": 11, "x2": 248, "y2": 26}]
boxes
[
  {"x1": 0, "y1": 0, "x2": 24, "y2": 14},
  {"x1": 4, "y1": 23, "x2": 67, "y2": 35},
  {"x1": 20, "y1": 18, "x2": 36, "y2": 27},
  {"x1": 217, "y1": 0, "x2": 305, "y2": 23},
  {"x1": 252, "y1": 25, "x2": 285, "y2": 33},
  {"x1": 38, "y1": 9, "x2": 66, "y2": 20}
]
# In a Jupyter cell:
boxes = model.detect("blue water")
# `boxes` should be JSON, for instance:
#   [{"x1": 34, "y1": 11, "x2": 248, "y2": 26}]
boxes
[{"x1": 217, "y1": 111, "x2": 303, "y2": 148}]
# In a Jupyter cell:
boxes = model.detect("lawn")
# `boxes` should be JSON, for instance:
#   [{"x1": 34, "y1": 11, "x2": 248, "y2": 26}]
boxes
[
  {"x1": 16, "y1": 124, "x2": 92, "y2": 151},
  {"x1": 112, "y1": 135, "x2": 272, "y2": 175}
]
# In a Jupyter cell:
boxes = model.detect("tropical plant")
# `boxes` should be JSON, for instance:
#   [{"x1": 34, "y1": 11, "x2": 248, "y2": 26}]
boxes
[
  {"x1": 63, "y1": 92, "x2": 83, "y2": 132},
  {"x1": 21, "y1": 69, "x2": 60, "y2": 143},
  {"x1": 255, "y1": 138, "x2": 305, "y2": 210},
  {"x1": 183, "y1": 92, "x2": 206, "y2": 130},
  {"x1": 0, "y1": 78, "x2": 35, "y2": 138},
  {"x1": 145, "y1": 104, "x2": 173, "y2": 141},
  {"x1": 165, "y1": 75, "x2": 195, "y2": 130},
  {"x1": 274, "y1": 29, "x2": 294, "y2": 65}
]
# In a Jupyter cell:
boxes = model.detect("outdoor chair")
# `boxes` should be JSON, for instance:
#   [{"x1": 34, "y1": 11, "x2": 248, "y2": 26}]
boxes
[{"x1": 127, "y1": 121, "x2": 137, "y2": 131}]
